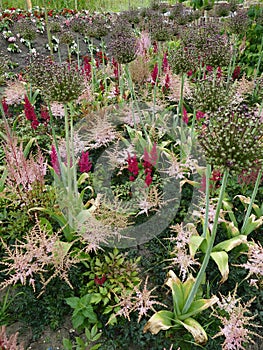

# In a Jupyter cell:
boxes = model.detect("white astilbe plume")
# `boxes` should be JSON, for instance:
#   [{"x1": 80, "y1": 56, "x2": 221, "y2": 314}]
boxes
[
  {"x1": 214, "y1": 286, "x2": 261, "y2": 350},
  {"x1": 111, "y1": 276, "x2": 166, "y2": 323},
  {"x1": 166, "y1": 223, "x2": 200, "y2": 281},
  {"x1": 193, "y1": 198, "x2": 225, "y2": 232},
  {"x1": 0, "y1": 218, "x2": 78, "y2": 294},
  {"x1": 50, "y1": 101, "x2": 65, "y2": 117}
]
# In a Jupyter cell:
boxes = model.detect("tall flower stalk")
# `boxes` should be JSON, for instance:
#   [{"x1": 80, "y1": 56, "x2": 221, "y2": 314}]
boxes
[{"x1": 182, "y1": 169, "x2": 229, "y2": 313}]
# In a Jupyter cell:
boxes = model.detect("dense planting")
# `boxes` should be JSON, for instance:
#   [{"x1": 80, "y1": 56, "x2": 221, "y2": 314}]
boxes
[{"x1": 0, "y1": 1, "x2": 263, "y2": 349}]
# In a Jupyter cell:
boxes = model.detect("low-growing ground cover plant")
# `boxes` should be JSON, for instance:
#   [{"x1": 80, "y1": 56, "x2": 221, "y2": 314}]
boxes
[{"x1": 0, "y1": 1, "x2": 263, "y2": 349}]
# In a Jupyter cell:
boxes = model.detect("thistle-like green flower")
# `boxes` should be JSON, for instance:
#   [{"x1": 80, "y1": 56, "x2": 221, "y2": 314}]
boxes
[{"x1": 196, "y1": 104, "x2": 263, "y2": 173}]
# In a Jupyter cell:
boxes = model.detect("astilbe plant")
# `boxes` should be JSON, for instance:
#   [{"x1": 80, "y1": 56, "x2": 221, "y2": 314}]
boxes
[
  {"x1": 3, "y1": 80, "x2": 26, "y2": 106},
  {"x1": 196, "y1": 103, "x2": 263, "y2": 173},
  {"x1": 166, "y1": 223, "x2": 200, "y2": 281},
  {"x1": 110, "y1": 276, "x2": 166, "y2": 323},
  {"x1": 238, "y1": 240, "x2": 263, "y2": 288},
  {"x1": 0, "y1": 218, "x2": 78, "y2": 294},
  {"x1": 3, "y1": 124, "x2": 46, "y2": 198},
  {"x1": 0, "y1": 326, "x2": 24, "y2": 350},
  {"x1": 213, "y1": 286, "x2": 261, "y2": 350}
]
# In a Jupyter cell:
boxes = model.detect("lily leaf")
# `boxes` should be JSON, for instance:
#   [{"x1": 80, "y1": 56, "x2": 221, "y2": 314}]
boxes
[
  {"x1": 242, "y1": 214, "x2": 263, "y2": 235},
  {"x1": 211, "y1": 251, "x2": 229, "y2": 283},
  {"x1": 143, "y1": 310, "x2": 174, "y2": 335},
  {"x1": 224, "y1": 221, "x2": 240, "y2": 237},
  {"x1": 165, "y1": 270, "x2": 184, "y2": 316},
  {"x1": 189, "y1": 235, "x2": 205, "y2": 257},
  {"x1": 179, "y1": 296, "x2": 218, "y2": 320},
  {"x1": 212, "y1": 235, "x2": 247, "y2": 252},
  {"x1": 178, "y1": 317, "x2": 208, "y2": 345}
]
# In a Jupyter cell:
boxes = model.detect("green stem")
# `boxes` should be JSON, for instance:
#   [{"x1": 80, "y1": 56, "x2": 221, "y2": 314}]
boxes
[
  {"x1": 64, "y1": 104, "x2": 73, "y2": 227},
  {"x1": 182, "y1": 168, "x2": 229, "y2": 314},
  {"x1": 202, "y1": 164, "x2": 211, "y2": 238},
  {"x1": 241, "y1": 168, "x2": 263, "y2": 234}
]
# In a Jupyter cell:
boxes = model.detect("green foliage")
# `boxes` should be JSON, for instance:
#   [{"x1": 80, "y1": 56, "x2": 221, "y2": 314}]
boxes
[
  {"x1": 8, "y1": 278, "x2": 73, "y2": 339},
  {"x1": 63, "y1": 324, "x2": 102, "y2": 350},
  {"x1": 80, "y1": 248, "x2": 141, "y2": 312},
  {"x1": 65, "y1": 294, "x2": 98, "y2": 330}
]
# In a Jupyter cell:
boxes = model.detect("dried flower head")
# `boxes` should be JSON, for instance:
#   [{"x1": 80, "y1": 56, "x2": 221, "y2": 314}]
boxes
[{"x1": 109, "y1": 23, "x2": 138, "y2": 64}]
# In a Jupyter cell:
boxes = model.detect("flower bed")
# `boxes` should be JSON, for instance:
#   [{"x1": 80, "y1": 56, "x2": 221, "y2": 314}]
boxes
[{"x1": 0, "y1": 1, "x2": 263, "y2": 349}]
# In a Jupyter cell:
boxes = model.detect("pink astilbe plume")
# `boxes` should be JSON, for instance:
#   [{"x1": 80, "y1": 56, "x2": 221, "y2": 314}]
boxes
[
  {"x1": 166, "y1": 223, "x2": 200, "y2": 280},
  {"x1": 111, "y1": 276, "x2": 166, "y2": 323},
  {"x1": 237, "y1": 240, "x2": 263, "y2": 288},
  {"x1": 0, "y1": 325, "x2": 24, "y2": 350},
  {"x1": 3, "y1": 126, "x2": 46, "y2": 193},
  {"x1": 0, "y1": 218, "x2": 78, "y2": 294},
  {"x1": 214, "y1": 286, "x2": 261, "y2": 350},
  {"x1": 137, "y1": 31, "x2": 151, "y2": 56}
]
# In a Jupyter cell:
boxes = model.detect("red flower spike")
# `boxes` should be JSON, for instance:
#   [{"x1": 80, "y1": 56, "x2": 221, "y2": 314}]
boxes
[
  {"x1": 127, "y1": 154, "x2": 139, "y2": 179},
  {"x1": 196, "y1": 110, "x2": 205, "y2": 121},
  {"x1": 78, "y1": 151, "x2": 92, "y2": 173},
  {"x1": 162, "y1": 73, "x2": 170, "y2": 93},
  {"x1": 24, "y1": 95, "x2": 37, "y2": 121},
  {"x1": 40, "y1": 105, "x2": 50, "y2": 125},
  {"x1": 151, "y1": 63, "x2": 159, "y2": 85},
  {"x1": 145, "y1": 172, "x2": 153, "y2": 187},
  {"x1": 232, "y1": 66, "x2": 241, "y2": 81},
  {"x1": 50, "y1": 145, "x2": 60, "y2": 175},
  {"x1": 1, "y1": 98, "x2": 9, "y2": 116}
]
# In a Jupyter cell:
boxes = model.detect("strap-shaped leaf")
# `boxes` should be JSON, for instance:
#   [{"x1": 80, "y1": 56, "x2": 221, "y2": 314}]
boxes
[
  {"x1": 211, "y1": 251, "x2": 229, "y2": 283},
  {"x1": 178, "y1": 317, "x2": 208, "y2": 345},
  {"x1": 143, "y1": 310, "x2": 174, "y2": 335}
]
